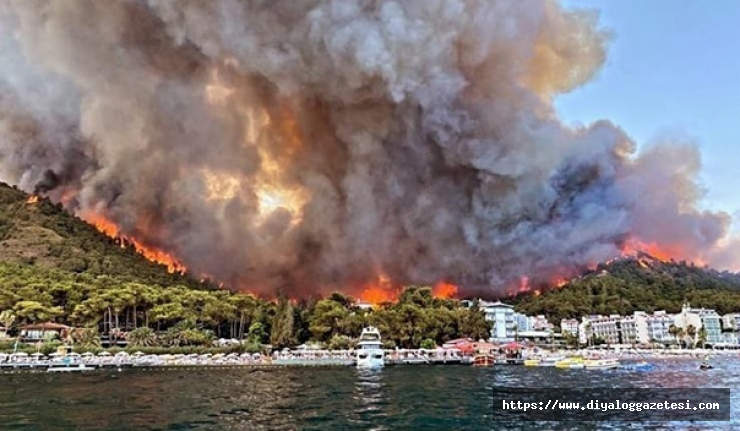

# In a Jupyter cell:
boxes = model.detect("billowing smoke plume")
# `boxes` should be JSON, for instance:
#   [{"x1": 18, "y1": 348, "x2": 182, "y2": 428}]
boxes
[{"x1": 0, "y1": 0, "x2": 735, "y2": 296}]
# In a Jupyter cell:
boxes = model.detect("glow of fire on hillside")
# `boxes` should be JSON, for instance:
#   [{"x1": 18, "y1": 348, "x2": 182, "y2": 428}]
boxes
[
  {"x1": 358, "y1": 275, "x2": 461, "y2": 305},
  {"x1": 26, "y1": 195, "x2": 39, "y2": 204},
  {"x1": 82, "y1": 212, "x2": 186, "y2": 274}
]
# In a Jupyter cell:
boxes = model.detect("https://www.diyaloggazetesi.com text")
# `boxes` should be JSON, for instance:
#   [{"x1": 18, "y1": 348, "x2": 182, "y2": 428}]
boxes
[{"x1": 492, "y1": 388, "x2": 730, "y2": 421}]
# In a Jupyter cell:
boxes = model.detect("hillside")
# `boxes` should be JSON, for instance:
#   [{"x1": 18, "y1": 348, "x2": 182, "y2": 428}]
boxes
[
  {"x1": 0, "y1": 182, "x2": 207, "y2": 289},
  {"x1": 511, "y1": 252, "x2": 740, "y2": 324}
]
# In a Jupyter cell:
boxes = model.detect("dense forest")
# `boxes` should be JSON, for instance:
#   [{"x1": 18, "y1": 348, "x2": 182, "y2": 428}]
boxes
[
  {"x1": 512, "y1": 253, "x2": 740, "y2": 324},
  {"x1": 0, "y1": 262, "x2": 490, "y2": 353}
]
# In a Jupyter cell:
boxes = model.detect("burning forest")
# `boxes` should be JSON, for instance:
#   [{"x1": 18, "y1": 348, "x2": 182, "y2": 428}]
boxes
[{"x1": 0, "y1": 1, "x2": 738, "y2": 300}]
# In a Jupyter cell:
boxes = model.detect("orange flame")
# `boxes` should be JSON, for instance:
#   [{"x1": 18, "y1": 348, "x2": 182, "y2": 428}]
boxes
[
  {"x1": 26, "y1": 195, "x2": 39, "y2": 204},
  {"x1": 517, "y1": 276, "x2": 530, "y2": 293},
  {"x1": 553, "y1": 278, "x2": 567, "y2": 288},
  {"x1": 83, "y1": 212, "x2": 186, "y2": 274},
  {"x1": 433, "y1": 281, "x2": 459, "y2": 299},
  {"x1": 359, "y1": 274, "x2": 399, "y2": 305}
]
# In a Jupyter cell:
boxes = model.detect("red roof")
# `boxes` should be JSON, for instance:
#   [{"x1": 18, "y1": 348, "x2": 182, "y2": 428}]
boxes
[
  {"x1": 443, "y1": 338, "x2": 473, "y2": 346},
  {"x1": 21, "y1": 322, "x2": 70, "y2": 330},
  {"x1": 502, "y1": 342, "x2": 525, "y2": 350}
]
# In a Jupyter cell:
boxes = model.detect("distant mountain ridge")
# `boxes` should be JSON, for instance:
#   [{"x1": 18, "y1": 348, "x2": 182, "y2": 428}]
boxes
[{"x1": 511, "y1": 251, "x2": 740, "y2": 324}]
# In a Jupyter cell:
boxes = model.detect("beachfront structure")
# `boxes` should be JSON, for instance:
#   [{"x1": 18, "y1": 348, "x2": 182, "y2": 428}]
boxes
[
  {"x1": 578, "y1": 321, "x2": 589, "y2": 345},
  {"x1": 674, "y1": 303, "x2": 723, "y2": 346},
  {"x1": 560, "y1": 319, "x2": 579, "y2": 337},
  {"x1": 481, "y1": 301, "x2": 516, "y2": 342},
  {"x1": 644, "y1": 311, "x2": 674, "y2": 345},
  {"x1": 722, "y1": 332, "x2": 739, "y2": 345},
  {"x1": 722, "y1": 313, "x2": 740, "y2": 331},
  {"x1": 584, "y1": 314, "x2": 624, "y2": 345},
  {"x1": 0, "y1": 326, "x2": 7, "y2": 339},
  {"x1": 19, "y1": 322, "x2": 70, "y2": 342},
  {"x1": 514, "y1": 312, "x2": 531, "y2": 333},
  {"x1": 580, "y1": 311, "x2": 671, "y2": 346},
  {"x1": 698, "y1": 310, "x2": 723, "y2": 345},
  {"x1": 530, "y1": 315, "x2": 554, "y2": 332}
]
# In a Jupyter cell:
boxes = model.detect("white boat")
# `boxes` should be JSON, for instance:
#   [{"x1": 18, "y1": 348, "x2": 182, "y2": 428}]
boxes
[
  {"x1": 537, "y1": 356, "x2": 565, "y2": 367},
  {"x1": 47, "y1": 362, "x2": 93, "y2": 373},
  {"x1": 584, "y1": 358, "x2": 620, "y2": 370},
  {"x1": 356, "y1": 327, "x2": 385, "y2": 369}
]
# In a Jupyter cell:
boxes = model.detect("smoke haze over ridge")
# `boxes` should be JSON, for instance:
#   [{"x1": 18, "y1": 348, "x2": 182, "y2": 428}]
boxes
[{"x1": 0, "y1": 0, "x2": 736, "y2": 296}]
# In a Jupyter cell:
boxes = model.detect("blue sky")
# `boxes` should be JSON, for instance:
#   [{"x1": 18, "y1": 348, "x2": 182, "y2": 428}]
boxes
[{"x1": 557, "y1": 0, "x2": 740, "y2": 225}]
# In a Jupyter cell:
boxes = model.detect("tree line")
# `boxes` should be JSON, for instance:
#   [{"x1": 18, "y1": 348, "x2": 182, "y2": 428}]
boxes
[
  {"x1": 512, "y1": 256, "x2": 740, "y2": 324},
  {"x1": 0, "y1": 263, "x2": 490, "y2": 352}
]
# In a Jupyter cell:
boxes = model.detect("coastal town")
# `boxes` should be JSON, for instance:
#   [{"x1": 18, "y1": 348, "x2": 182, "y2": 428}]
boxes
[
  {"x1": 473, "y1": 300, "x2": 737, "y2": 350},
  {"x1": 0, "y1": 296, "x2": 735, "y2": 373}
]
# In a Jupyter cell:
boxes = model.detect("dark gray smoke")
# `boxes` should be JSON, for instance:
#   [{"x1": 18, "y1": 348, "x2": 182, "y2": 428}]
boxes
[{"x1": 0, "y1": 0, "x2": 735, "y2": 296}]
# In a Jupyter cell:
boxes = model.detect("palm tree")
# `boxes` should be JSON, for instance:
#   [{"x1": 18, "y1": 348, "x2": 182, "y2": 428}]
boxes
[
  {"x1": 668, "y1": 324, "x2": 679, "y2": 347},
  {"x1": 698, "y1": 327, "x2": 708, "y2": 349},
  {"x1": 0, "y1": 310, "x2": 16, "y2": 330},
  {"x1": 677, "y1": 327, "x2": 686, "y2": 349},
  {"x1": 127, "y1": 327, "x2": 158, "y2": 347},
  {"x1": 686, "y1": 325, "x2": 697, "y2": 349}
]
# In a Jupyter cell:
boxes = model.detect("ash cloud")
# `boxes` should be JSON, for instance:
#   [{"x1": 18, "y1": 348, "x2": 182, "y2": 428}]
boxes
[{"x1": 0, "y1": 0, "x2": 735, "y2": 296}]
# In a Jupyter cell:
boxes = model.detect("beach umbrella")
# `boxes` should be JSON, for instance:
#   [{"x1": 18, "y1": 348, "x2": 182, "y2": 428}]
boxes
[
  {"x1": 133, "y1": 351, "x2": 145, "y2": 356},
  {"x1": 13, "y1": 352, "x2": 28, "y2": 357},
  {"x1": 50, "y1": 352, "x2": 62, "y2": 357},
  {"x1": 68, "y1": 352, "x2": 81, "y2": 357},
  {"x1": 98, "y1": 351, "x2": 112, "y2": 356},
  {"x1": 31, "y1": 352, "x2": 45, "y2": 357},
  {"x1": 82, "y1": 352, "x2": 94, "y2": 357},
  {"x1": 240, "y1": 353, "x2": 252, "y2": 357},
  {"x1": 115, "y1": 351, "x2": 129, "y2": 357}
]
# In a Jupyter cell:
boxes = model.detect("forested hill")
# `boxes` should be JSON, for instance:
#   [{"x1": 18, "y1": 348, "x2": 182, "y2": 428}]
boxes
[
  {"x1": 512, "y1": 252, "x2": 740, "y2": 324},
  {"x1": 0, "y1": 181, "x2": 206, "y2": 289}
]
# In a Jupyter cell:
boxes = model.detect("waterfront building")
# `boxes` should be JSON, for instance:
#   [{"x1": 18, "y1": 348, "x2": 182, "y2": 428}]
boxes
[
  {"x1": 480, "y1": 301, "x2": 516, "y2": 342},
  {"x1": 722, "y1": 332, "x2": 739, "y2": 345},
  {"x1": 674, "y1": 303, "x2": 723, "y2": 346},
  {"x1": 586, "y1": 315, "x2": 623, "y2": 345},
  {"x1": 530, "y1": 315, "x2": 554, "y2": 332},
  {"x1": 514, "y1": 312, "x2": 531, "y2": 333},
  {"x1": 578, "y1": 320, "x2": 589, "y2": 345},
  {"x1": 19, "y1": 322, "x2": 70, "y2": 343},
  {"x1": 560, "y1": 319, "x2": 579, "y2": 337},
  {"x1": 722, "y1": 313, "x2": 740, "y2": 331},
  {"x1": 644, "y1": 311, "x2": 674, "y2": 345},
  {"x1": 698, "y1": 309, "x2": 723, "y2": 345},
  {"x1": 580, "y1": 311, "x2": 671, "y2": 346}
]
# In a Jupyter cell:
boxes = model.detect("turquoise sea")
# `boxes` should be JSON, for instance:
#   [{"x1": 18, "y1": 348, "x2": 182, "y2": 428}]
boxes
[{"x1": 0, "y1": 357, "x2": 737, "y2": 430}]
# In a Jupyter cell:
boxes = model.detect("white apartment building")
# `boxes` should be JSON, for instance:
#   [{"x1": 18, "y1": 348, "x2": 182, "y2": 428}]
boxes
[
  {"x1": 585, "y1": 314, "x2": 623, "y2": 345},
  {"x1": 530, "y1": 315, "x2": 554, "y2": 332},
  {"x1": 698, "y1": 309, "x2": 723, "y2": 345},
  {"x1": 644, "y1": 310, "x2": 674, "y2": 345},
  {"x1": 514, "y1": 312, "x2": 531, "y2": 332},
  {"x1": 481, "y1": 301, "x2": 516, "y2": 342},
  {"x1": 674, "y1": 303, "x2": 723, "y2": 346},
  {"x1": 581, "y1": 311, "x2": 672, "y2": 346},
  {"x1": 560, "y1": 319, "x2": 579, "y2": 337},
  {"x1": 722, "y1": 313, "x2": 740, "y2": 331}
]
